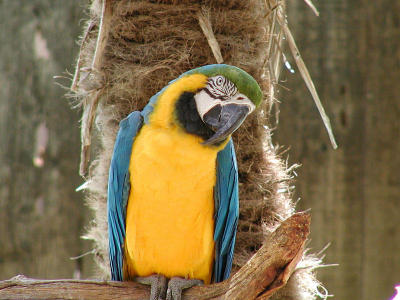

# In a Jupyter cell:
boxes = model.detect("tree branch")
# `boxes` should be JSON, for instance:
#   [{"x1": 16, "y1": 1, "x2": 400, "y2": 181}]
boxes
[{"x1": 0, "y1": 213, "x2": 310, "y2": 300}]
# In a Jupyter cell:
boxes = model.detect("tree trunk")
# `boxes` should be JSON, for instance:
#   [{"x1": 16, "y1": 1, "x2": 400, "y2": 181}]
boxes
[{"x1": 275, "y1": 1, "x2": 400, "y2": 299}]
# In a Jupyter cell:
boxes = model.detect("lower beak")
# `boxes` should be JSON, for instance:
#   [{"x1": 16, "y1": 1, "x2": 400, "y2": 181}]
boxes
[{"x1": 202, "y1": 103, "x2": 250, "y2": 145}]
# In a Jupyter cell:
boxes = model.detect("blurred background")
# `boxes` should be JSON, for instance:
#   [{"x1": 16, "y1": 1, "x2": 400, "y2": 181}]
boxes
[{"x1": 0, "y1": 1, "x2": 398, "y2": 300}]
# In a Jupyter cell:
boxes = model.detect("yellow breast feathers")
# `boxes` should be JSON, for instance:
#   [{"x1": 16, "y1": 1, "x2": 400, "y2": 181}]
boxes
[{"x1": 124, "y1": 73, "x2": 225, "y2": 284}]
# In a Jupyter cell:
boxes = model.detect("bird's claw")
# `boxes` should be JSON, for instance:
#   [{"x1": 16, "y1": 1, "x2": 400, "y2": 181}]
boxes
[
  {"x1": 166, "y1": 277, "x2": 203, "y2": 300},
  {"x1": 135, "y1": 274, "x2": 167, "y2": 300}
]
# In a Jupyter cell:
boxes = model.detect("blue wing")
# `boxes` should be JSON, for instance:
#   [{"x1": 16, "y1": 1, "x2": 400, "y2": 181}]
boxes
[
  {"x1": 213, "y1": 139, "x2": 239, "y2": 282},
  {"x1": 107, "y1": 111, "x2": 143, "y2": 281}
]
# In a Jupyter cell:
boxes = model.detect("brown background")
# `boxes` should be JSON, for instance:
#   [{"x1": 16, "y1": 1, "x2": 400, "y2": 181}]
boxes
[
  {"x1": 0, "y1": 1, "x2": 92, "y2": 279},
  {"x1": 0, "y1": 1, "x2": 398, "y2": 299},
  {"x1": 275, "y1": 1, "x2": 400, "y2": 299}
]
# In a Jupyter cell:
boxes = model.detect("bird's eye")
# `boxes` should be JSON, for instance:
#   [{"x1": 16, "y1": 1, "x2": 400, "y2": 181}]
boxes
[
  {"x1": 215, "y1": 76, "x2": 224, "y2": 86},
  {"x1": 237, "y1": 96, "x2": 245, "y2": 100}
]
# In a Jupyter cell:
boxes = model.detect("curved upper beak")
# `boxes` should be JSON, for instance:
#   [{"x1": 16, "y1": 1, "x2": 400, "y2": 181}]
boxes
[{"x1": 202, "y1": 103, "x2": 251, "y2": 145}]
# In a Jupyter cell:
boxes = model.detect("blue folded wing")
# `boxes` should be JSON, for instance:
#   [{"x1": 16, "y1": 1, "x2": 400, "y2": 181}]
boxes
[
  {"x1": 213, "y1": 139, "x2": 239, "y2": 282},
  {"x1": 107, "y1": 111, "x2": 143, "y2": 281}
]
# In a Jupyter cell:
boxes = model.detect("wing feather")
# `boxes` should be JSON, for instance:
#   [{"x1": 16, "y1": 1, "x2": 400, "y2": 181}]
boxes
[
  {"x1": 107, "y1": 111, "x2": 143, "y2": 281},
  {"x1": 213, "y1": 139, "x2": 239, "y2": 282}
]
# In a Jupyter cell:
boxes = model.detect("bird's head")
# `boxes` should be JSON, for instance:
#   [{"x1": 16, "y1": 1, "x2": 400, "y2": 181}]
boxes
[{"x1": 180, "y1": 64, "x2": 263, "y2": 145}]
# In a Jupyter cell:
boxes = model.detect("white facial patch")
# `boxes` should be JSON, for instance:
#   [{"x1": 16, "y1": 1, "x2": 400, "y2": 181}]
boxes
[
  {"x1": 230, "y1": 92, "x2": 256, "y2": 112},
  {"x1": 194, "y1": 90, "x2": 255, "y2": 120},
  {"x1": 194, "y1": 89, "x2": 216, "y2": 119}
]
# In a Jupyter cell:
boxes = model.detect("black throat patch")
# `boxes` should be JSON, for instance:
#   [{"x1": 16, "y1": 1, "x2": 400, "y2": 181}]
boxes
[{"x1": 175, "y1": 91, "x2": 215, "y2": 141}]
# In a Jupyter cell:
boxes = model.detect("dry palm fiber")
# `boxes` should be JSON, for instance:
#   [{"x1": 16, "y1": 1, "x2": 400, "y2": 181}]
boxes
[{"x1": 71, "y1": 0, "x2": 328, "y2": 299}]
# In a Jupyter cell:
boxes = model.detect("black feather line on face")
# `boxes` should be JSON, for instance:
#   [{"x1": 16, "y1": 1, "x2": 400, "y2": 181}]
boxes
[
  {"x1": 205, "y1": 76, "x2": 238, "y2": 101},
  {"x1": 202, "y1": 87, "x2": 226, "y2": 101},
  {"x1": 175, "y1": 91, "x2": 215, "y2": 141}
]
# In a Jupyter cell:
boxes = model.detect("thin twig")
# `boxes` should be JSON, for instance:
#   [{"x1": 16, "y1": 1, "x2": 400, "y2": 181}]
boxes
[
  {"x1": 303, "y1": 0, "x2": 320, "y2": 16},
  {"x1": 79, "y1": 91, "x2": 101, "y2": 177},
  {"x1": 71, "y1": 20, "x2": 96, "y2": 92},
  {"x1": 91, "y1": 0, "x2": 112, "y2": 71},
  {"x1": 197, "y1": 8, "x2": 224, "y2": 64},
  {"x1": 277, "y1": 8, "x2": 338, "y2": 149},
  {"x1": 78, "y1": 0, "x2": 112, "y2": 177}
]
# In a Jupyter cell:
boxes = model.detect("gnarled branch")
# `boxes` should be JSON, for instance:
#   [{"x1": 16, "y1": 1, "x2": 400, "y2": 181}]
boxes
[{"x1": 0, "y1": 213, "x2": 310, "y2": 300}]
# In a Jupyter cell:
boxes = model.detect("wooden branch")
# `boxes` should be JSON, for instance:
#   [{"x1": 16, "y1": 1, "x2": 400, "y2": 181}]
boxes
[{"x1": 0, "y1": 213, "x2": 310, "y2": 300}]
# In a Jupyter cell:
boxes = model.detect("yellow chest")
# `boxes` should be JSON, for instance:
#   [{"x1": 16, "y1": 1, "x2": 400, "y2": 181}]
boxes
[{"x1": 124, "y1": 124, "x2": 221, "y2": 283}]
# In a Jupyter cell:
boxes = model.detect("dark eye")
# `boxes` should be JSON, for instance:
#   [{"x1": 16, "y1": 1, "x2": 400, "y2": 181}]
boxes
[
  {"x1": 237, "y1": 96, "x2": 245, "y2": 100},
  {"x1": 216, "y1": 76, "x2": 224, "y2": 86}
]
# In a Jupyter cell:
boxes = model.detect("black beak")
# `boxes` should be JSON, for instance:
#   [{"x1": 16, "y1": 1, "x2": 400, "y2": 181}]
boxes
[{"x1": 202, "y1": 103, "x2": 250, "y2": 145}]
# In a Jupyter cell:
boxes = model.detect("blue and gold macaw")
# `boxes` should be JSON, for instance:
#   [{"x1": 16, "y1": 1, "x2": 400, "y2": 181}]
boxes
[{"x1": 107, "y1": 64, "x2": 262, "y2": 300}]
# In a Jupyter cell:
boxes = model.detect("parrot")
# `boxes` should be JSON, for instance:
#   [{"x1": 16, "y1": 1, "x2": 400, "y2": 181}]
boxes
[{"x1": 107, "y1": 64, "x2": 262, "y2": 300}]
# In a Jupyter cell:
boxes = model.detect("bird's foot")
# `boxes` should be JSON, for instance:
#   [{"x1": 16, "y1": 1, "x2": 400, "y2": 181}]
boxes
[
  {"x1": 166, "y1": 277, "x2": 203, "y2": 300},
  {"x1": 135, "y1": 274, "x2": 167, "y2": 300}
]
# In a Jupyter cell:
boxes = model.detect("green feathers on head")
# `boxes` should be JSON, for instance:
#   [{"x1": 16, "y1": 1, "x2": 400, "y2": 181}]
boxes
[{"x1": 185, "y1": 64, "x2": 263, "y2": 107}]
